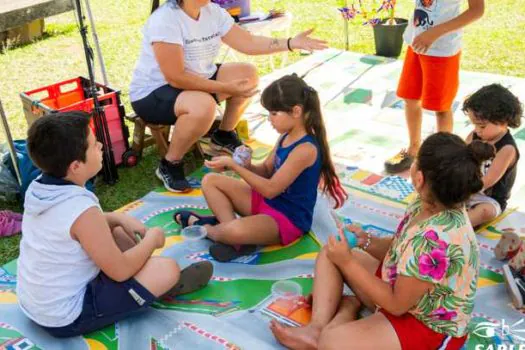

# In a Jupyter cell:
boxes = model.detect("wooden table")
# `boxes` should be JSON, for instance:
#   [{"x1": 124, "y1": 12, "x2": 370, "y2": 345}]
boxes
[{"x1": 0, "y1": 0, "x2": 73, "y2": 32}]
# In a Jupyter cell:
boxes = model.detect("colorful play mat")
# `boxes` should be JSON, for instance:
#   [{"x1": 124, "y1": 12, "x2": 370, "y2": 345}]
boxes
[{"x1": 2, "y1": 49, "x2": 525, "y2": 349}]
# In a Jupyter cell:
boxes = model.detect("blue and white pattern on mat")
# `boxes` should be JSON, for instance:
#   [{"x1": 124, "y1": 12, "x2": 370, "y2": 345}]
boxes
[{"x1": 371, "y1": 176, "x2": 414, "y2": 201}]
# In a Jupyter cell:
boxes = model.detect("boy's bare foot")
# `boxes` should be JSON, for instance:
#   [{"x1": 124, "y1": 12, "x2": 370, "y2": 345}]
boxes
[{"x1": 270, "y1": 320, "x2": 321, "y2": 350}]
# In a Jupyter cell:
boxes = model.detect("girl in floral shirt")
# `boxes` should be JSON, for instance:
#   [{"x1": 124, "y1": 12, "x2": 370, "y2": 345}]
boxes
[{"x1": 271, "y1": 132, "x2": 494, "y2": 350}]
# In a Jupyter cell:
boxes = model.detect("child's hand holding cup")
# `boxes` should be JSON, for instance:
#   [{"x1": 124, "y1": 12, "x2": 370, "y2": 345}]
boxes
[
  {"x1": 345, "y1": 224, "x2": 371, "y2": 250},
  {"x1": 232, "y1": 145, "x2": 252, "y2": 167},
  {"x1": 337, "y1": 227, "x2": 358, "y2": 248},
  {"x1": 330, "y1": 211, "x2": 358, "y2": 249}
]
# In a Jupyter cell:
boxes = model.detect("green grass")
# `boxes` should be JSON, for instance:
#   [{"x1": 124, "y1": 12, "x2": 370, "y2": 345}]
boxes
[{"x1": 0, "y1": 0, "x2": 524, "y2": 265}]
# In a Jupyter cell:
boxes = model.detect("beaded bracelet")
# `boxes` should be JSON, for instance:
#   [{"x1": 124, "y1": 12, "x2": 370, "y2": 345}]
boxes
[{"x1": 361, "y1": 232, "x2": 372, "y2": 251}]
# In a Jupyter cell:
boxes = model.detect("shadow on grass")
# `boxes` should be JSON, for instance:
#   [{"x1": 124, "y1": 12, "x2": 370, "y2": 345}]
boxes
[{"x1": 0, "y1": 23, "x2": 77, "y2": 54}]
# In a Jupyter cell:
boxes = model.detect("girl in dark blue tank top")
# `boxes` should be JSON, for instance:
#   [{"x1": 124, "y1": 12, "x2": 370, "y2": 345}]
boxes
[{"x1": 174, "y1": 74, "x2": 347, "y2": 262}]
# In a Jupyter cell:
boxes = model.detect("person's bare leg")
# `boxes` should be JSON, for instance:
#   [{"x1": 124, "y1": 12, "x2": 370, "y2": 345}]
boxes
[
  {"x1": 436, "y1": 110, "x2": 453, "y2": 133},
  {"x1": 318, "y1": 312, "x2": 401, "y2": 350},
  {"x1": 324, "y1": 296, "x2": 362, "y2": 329},
  {"x1": 200, "y1": 173, "x2": 253, "y2": 224},
  {"x1": 206, "y1": 215, "x2": 280, "y2": 246},
  {"x1": 468, "y1": 203, "x2": 498, "y2": 228},
  {"x1": 112, "y1": 226, "x2": 137, "y2": 252},
  {"x1": 342, "y1": 249, "x2": 380, "y2": 311},
  {"x1": 270, "y1": 247, "x2": 344, "y2": 350},
  {"x1": 215, "y1": 63, "x2": 259, "y2": 131},
  {"x1": 165, "y1": 91, "x2": 217, "y2": 161},
  {"x1": 134, "y1": 257, "x2": 181, "y2": 297},
  {"x1": 405, "y1": 98, "x2": 423, "y2": 156},
  {"x1": 111, "y1": 227, "x2": 183, "y2": 297}
]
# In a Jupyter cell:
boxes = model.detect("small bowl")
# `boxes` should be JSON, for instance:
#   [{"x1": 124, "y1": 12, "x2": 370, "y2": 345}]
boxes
[
  {"x1": 271, "y1": 280, "x2": 302, "y2": 299},
  {"x1": 181, "y1": 225, "x2": 207, "y2": 241}
]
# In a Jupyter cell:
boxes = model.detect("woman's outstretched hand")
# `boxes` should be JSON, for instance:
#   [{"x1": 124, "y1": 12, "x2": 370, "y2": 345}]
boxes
[{"x1": 290, "y1": 29, "x2": 328, "y2": 52}]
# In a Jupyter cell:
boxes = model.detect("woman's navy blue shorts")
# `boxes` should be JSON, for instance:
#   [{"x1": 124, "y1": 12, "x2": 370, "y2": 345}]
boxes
[{"x1": 131, "y1": 64, "x2": 222, "y2": 125}]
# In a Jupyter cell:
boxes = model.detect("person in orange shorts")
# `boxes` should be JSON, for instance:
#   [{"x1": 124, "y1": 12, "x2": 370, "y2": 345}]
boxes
[{"x1": 385, "y1": 0, "x2": 485, "y2": 174}]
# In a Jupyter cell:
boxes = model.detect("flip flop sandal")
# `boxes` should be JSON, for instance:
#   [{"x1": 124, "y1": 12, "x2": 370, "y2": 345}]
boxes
[
  {"x1": 209, "y1": 242, "x2": 257, "y2": 262},
  {"x1": 173, "y1": 210, "x2": 218, "y2": 228},
  {"x1": 163, "y1": 261, "x2": 214, "y2": 298},
  {"x1": 0, "y1": 210, "x2": 22, "y2": 237}
]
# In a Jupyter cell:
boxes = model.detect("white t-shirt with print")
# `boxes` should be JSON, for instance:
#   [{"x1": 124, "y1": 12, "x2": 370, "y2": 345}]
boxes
[
  {"x1": 403, "y1": 0, "x2": 463, "y2": 57},
  {"x1": 129, "y1": 2, "x2": 234, "y2": 102}
]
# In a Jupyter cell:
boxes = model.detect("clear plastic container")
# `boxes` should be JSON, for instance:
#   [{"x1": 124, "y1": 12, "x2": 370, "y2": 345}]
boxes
[
  {"x1": 181, "y1": 225, "x2": 207, "y2": 249},
  {"x1": 271, "y1": 280, "x2": 302, "y2": 299}
]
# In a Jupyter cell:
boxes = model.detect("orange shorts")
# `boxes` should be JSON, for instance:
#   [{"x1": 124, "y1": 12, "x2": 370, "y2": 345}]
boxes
[{"x1": 396, "y1": 46, "x2": 461, "y2": 112}]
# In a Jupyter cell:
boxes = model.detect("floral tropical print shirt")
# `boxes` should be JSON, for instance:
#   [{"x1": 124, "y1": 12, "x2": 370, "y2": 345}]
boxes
[{"x1": 381, "y1": 196, "x2": 479, "y2": 337}]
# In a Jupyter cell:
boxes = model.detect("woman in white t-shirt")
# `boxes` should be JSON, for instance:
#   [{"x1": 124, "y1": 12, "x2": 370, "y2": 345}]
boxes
[{"x1": 130, "y1": 0, "x2": 326, "y2": 193}]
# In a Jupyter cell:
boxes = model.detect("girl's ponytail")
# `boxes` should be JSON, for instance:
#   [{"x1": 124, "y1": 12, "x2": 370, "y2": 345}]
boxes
[
  {"x1": 261, "y1": 74, "x2": 347, "y2": 208},
  {"x1": 303, "y1": 88, "x2": 348, "y2": 208}
]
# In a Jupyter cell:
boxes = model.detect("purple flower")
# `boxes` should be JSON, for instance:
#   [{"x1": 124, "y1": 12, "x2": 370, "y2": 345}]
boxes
[
  {"x1": 424, "y1": 229, "x2": 439, "y2": 241},
  {"x1": 431, "y1": 307, "x2": 457, "y2": 321},
  {"x1": 424, "y1": 229, "x2": 449, "y2": 250},
  {"x1": 418, "y1": 248, "x2": 449, "y2": 280},
  {"x1": 387, "y1": 265, "x2": 397, "y2": 285},
  {"x1": 437, "y1": 240, "x2": 448, "y2": 250},
  {"x1": 338, "y1": 7, "x2": 357, "y2": 20},
  {"x1": 211, "y1": 0, "x2": 233, "y2": 5}
]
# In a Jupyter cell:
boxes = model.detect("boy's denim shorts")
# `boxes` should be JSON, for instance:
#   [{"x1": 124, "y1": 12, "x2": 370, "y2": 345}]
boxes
[{"x1": 41, "y1": 272, "x2": 156, "y2": 338}]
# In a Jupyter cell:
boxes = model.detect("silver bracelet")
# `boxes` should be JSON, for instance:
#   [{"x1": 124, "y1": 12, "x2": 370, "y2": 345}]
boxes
[{"x1": 361, "y1": 232, "x2": 372, "y2": 251}]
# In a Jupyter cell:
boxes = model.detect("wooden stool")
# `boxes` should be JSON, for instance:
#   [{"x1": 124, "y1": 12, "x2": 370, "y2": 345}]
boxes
[{"x1": 126, "y1": 113, "x2": 204, "y2": 166}]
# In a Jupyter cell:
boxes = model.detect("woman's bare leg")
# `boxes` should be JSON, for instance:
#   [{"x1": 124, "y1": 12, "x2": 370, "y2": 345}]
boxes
[
  {"x1": 166, "y1": 91, "x2": 217, "y2": 161},
  {"x1": 270, "y1": 247, "x2": 345, "y2": 350},
  {"x1": 215, "y1": 62, "x2": 259, "y2": 131}
]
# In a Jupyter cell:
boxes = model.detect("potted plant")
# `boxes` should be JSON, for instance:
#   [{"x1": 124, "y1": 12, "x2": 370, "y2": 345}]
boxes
[{"x1": 338, "y1": 0, "x2": 408, "y2": 58}]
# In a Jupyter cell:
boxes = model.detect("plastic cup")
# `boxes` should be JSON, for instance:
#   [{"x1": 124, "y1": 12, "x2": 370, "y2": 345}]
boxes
[
  {"x1": 337, "y1": 229, "x2": 358, "y2": 248},
  {"x1": 181, "y1": 225, "x2": 207, "y2": 249},
  {"x1": 232, "y1": 145, "x2": 252, "y2": 167},
  {"x1": 271, "y1": 280, "x2": 302, "y2": 299}
]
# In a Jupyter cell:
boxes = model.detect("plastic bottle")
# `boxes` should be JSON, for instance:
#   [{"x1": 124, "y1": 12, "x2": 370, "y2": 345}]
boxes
[
  {"x1": 232, "y1": 145, "x2": 252, "y2": 167},
  {"x1": 337, "y1": 228, "x2": 358, "y2": 248}
]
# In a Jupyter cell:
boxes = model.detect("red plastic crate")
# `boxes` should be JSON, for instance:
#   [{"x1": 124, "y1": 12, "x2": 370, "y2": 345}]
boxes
[{"x1": 20, "y1": 77, "x2": 130, "y2": 166}]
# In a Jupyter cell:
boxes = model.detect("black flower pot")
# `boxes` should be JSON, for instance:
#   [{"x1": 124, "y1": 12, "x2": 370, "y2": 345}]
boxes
[{"x1": 373, "y1": 18, "x2": 408, "y2": 58}]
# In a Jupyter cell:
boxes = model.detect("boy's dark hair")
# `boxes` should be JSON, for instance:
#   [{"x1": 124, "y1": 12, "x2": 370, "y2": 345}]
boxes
[
  {"x1": 462, "y1": 84, "x2": 523, "y2": 128},
  {"x1": 261, "y1": 74, "x2": 348, "y2": 208},
  {"x1": 417, "y1": 132, "x2": 495, "y2": 208},
  {"x1": 27, "y1": 111, "x2": 92, "y2": 178}
]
